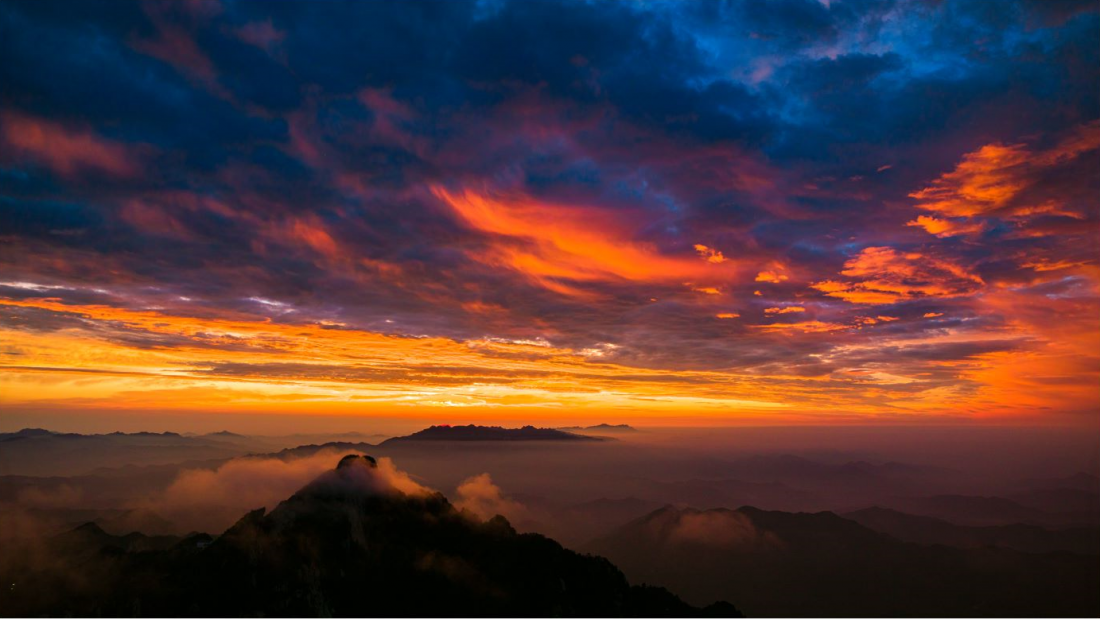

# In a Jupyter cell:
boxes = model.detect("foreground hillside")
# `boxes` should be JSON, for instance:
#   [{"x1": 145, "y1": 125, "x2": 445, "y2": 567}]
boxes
[{"x1": 0, "y1": 455, "x2": 737, "y2": 618}]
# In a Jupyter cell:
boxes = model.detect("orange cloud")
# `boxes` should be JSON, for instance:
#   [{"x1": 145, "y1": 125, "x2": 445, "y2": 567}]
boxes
[
  {"x1": 813, "y1": 247, "x2": 983, "y2": 305},
  {"x1": 694, "y1": 244, "x2": 728, "y2": 264},
  {"x1": 715, "y1": 313, "x2": 739, "y2": 319},
  {"x1": 433, "y1": 186, "x2": 737, "y2": 294},
  {"x1": 856, "y1": 315, "x2": 898, "y2": 326},
  {"x1": 909, "y1": 121, "x2": 1100, "y2": 224},
  {"x1": 0, "y1": 297, "x2": 798, "y2": 417},
  {"x1": 754, "y1": 320, "x2": 848, "y2": 334},
  {"x1": 755, "y1": 262, "x2": 790, "y2": 283},
  {"x1": 909, "y1": 143, "x2": 1029, "y2": 217},
  {"x1": 1021, "y1": 259, "x2": 1093, "y2": 273},
  {"x1": 764, "y1": 306, "x2": 805, "y2": 315},
  {"x1": 957, "y1": 283, "x2": 1100, "y2": 417},
  {"x1": 4, "y1": 290, "x2": 1095, "y2": 422},
  {"x1": 755, "y1": 270, "x2": 788, "y2": 283},
  {"x1": 906, "y1": 215, "x2": 986, "y2": 238}
]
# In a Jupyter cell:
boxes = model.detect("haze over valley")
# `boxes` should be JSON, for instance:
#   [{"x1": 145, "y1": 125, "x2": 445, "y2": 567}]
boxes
[{"x1": 2, "y1": 423, "x2": 1097, "y2": 616}]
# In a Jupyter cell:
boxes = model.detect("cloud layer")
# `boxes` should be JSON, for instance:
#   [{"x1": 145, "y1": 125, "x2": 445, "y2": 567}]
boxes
[{"x1": 1, "y1": 0, "x2": 1098, "y2": 422}]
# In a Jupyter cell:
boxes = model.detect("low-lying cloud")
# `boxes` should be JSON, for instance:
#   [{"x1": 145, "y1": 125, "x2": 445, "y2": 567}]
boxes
[
  {"x1": 667, "y1": 510, "x2": 781, "y2": 550},
  {"x1": 453, "y1": 473, "x2": 529, "y2": 524},
  {"x1": 149, "y1": 450, "x2": 431, "y2": 533}
]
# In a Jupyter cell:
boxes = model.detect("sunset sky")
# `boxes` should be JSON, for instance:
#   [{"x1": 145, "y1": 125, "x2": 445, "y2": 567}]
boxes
[{"x1": 1, "y1": 0, "x2": 1098, "y2": 429}]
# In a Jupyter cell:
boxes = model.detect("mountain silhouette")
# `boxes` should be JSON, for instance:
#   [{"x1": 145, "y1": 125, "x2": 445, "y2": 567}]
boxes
[
  {"x1": 0, "y1": 455, "x2": 737, "y2": 617},
  {"x1": 890, "y1": 493, "x2": 1052, "y2": 526},
  {"x1": 0, "y1": 428, "x2": 249, "y2": 476},
  {"x1": 586, "y1": 505, "x2": 1100, "y2": 617},
  {"x1": 844, "y1": 506, "x2": 1100, "y2": 554},
  {"x1": 382, "y1": 424, "x2": 606, "y2": 444},
  {"x1": 558, "y1": 424, "x2": 638, "y2": 433}
]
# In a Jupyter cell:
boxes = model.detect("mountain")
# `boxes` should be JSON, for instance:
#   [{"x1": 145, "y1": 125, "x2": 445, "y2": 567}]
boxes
[
  {"x1": 51, "y1": 521, "x2": 183, "y2": 554},
  {"x1": 0, "y1": 458, "x2": 227, "y2": 508},
  {"x1": 251, "y1": 441, "x2": 381, "y2": 459},
  {"x1": 888, "y1": 494, "x2": 1053, "y2": 526},
  {"x1": 0, "y1": 429, "x2": 253, "y2": 476},
  {"x1": 600, "y1": 455, "x2": 954, "y2": 515},
  {"x1": 561, "y1": 496, "x2": 667, "y2": 539},
  {"x1": 1001, "y1": 472, "x2": 1100, "y2": 526},
  {"x1": 630, "y1": 478, "x2": 816, "y2": 513},
  {"x1": 586, "y1": 506, "x2": 1100, "y2": 617},
  {"x1": 1013, "y1": 472, "x2": 1100, "y2": 493},
  {"x1": 0, "y1": 428, "x2": 71, "y2": 439},
  {"x1": 280, "y1": 431, "x2": 392, "y2": 443},
  {"x1": 513, "y1": 496, "x2": 668, "y2": 548},
  {"x1": 382, "y1": 424, "x2": 606, "y2": 444},
  {"x1": 559, "y1": 424, "x2": 638, "y2": 433},
  {"x1": 198, "y1": 430, "x2": 247, "y2": 440},
  {"x1": 638, "y1": 454, "x2": 964, "y2": 510},
  {"x1": 1006, "y1": 487, "x2": 1100, "y2": 517},
  {"x1": 844, "y1": 506, "x2": 1100, "y2": 555},
  {"x1": 0, "y1": 455, "x2": 738, "y2": 617},
  {"x1": 718, "y1": 454, "x2": 954, "y2": 488}
]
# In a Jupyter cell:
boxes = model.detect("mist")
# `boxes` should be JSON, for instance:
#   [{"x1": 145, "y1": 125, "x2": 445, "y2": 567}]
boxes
[
  {"x1": 4, "y1": 423, "x2": 1096, "y2": 542},
  {"x1": 2, "y1": 422, "x2": 1098, "y2": 617}
]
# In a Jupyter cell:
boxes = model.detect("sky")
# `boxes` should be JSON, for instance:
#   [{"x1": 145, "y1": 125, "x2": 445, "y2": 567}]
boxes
[{"x1": 1, "y1": 0, "x2": 1098, "y2": 430}]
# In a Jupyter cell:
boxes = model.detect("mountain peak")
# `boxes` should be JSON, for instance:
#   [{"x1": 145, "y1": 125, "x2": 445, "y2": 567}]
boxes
[
  {"x1": 132, "y1": 456, "x2": 734, "y2": 617},
  {"x1": 336, "y1": 453, "x2": 377, "y2": 469},
  {"x1": 384, "y1": 424, "x2": 607, "y2": 443},
  {"x1": 13, "y1": 427, "x2": 55, "y2": 436}
]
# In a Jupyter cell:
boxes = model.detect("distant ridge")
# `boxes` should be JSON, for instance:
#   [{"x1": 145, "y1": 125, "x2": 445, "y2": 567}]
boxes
[
  {"x1": 0, "y1": 429, "x2": 254, "y2": 476},
  {"x1": 558, "y1": 423, "x2": 637, "y2": 433},
  {"x1": 382, "y1": 424, "x2": 606, "y2": 444},
  {"x1": 844, "y1": 506, "x2": 1100, "y2": 555},
  {"x1": 249, "y1": 441, "x2": 379, "y2": 459},
  {"x1": 0, "y1": 428, "x2": 57, "y2": 438},
  {"x1": 1, "y1": 429, "x2": 188, "y2": 440}
]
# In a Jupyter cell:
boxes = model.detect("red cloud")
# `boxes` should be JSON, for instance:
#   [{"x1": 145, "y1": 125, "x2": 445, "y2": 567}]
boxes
[
  {"x1": 0, "y1": 111, "x2": 141, "y2": 179},
  {"x1": 236, "y1": 19, "x2": 285, "y2": 52},
  {"x1": 131, "y1": 4, "x2": 218, "y2": 84}
]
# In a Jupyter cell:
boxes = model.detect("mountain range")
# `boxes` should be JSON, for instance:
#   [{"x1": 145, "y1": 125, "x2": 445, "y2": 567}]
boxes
[
  {"x1": 558, "y1": 424, "x2": 638, "y2": 433},
  {"x1": 586, "y1": 506, "x2": 1100, "y2": 617},
  {"x1": 844, "y1": 506, "x2": 1100, "y2": 554},
  {"x1": 381, "y1": 424, "x2": 606, "y2": 444},
  {"x1": 0, "y1": 454, "x2": 737, "y2": 617}
]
